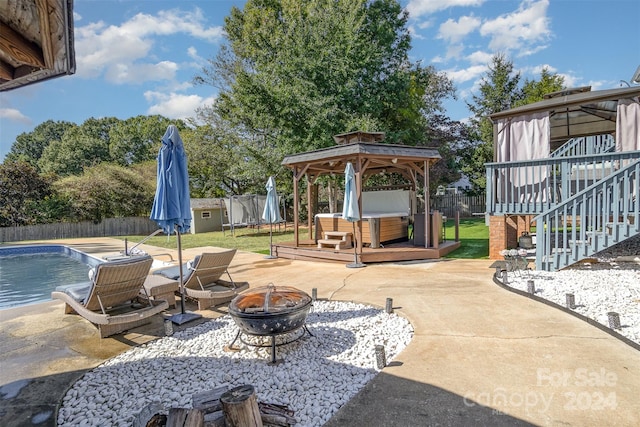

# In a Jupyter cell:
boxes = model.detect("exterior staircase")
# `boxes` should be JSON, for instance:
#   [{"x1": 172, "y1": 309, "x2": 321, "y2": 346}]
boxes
[
  {"x1": 486, "y1": 135, "x2": 640, "y2": 272},
  {"x1": 533, "y1": 159, "x2": 639, "y2": 271}
]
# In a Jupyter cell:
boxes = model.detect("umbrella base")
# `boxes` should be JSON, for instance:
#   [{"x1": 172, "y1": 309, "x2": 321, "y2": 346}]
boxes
[
  {"x1": 264, "y1": 255, "x2": 278, "y2": 259},
  {"x1": 168, "y1": 311, "x2": 202, "y2": 325},
  {"x1": 346, "y1": 262, "x2": 366, "y2": 268}
]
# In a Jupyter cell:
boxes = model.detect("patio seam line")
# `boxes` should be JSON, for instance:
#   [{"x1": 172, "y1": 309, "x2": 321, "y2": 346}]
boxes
[{"x1": 422, "y1": 333, "x2": 609, "y2": 341}]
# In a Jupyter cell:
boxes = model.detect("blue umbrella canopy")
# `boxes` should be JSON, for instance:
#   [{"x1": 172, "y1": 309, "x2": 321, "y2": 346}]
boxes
[
  {"x1": 262, "y1": 176, "x2": 282, "y2": 224},
  {"x1": 150, "y1": 125, "x2": 192, "y2": 234},
  {"x1": 342, "y1": 162, "x2": 360, "y2": 222}
]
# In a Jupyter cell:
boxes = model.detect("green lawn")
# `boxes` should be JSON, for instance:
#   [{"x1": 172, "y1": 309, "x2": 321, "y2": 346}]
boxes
[
  {"x1": 123, "y1": 217, "x2": 489, "y2": 259},
  {"x1": 443, "y1": 217, "x2": 489, "y2": 259},
  {"x1": 123, "y1": 226, "x2": 301, "y2": 256}
]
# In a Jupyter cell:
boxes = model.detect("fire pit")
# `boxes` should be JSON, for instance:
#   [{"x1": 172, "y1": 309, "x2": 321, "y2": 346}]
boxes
[{"x1": 227, "y1": 284, "x2": 313, "y2": 363}]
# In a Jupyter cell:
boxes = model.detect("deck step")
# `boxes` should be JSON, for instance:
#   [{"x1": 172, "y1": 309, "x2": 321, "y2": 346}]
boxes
[
  {"x1": 318, "y1": 231, "x2": 353, "y2": 249},
  {"x1": 317, "y1": 239, "x2": 350, "y2": 250}
]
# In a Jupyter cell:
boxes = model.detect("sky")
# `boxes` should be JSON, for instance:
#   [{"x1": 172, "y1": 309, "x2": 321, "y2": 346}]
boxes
[{"x1": 1, "y1": 0, "x2": 639, "y2": 161}]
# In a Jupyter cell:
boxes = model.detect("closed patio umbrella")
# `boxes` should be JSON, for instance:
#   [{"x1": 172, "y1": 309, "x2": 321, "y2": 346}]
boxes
[
  {"x1": 342, "y1": 162, "x2": 365, "y2": 268},
  {"x1": 150, "y1": 124, "x2": 201, "y2": 324},
  {"x1": 262, "y1": 176, "x2": 281, "y2": 259}
]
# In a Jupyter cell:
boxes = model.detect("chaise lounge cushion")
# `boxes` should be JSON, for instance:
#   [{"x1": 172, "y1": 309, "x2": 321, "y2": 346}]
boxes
[
  {"x1": 55, "y1": 282, "x2": 93, "y2": 304},
  {"x1": 153, "y1": 256, "x2": 200, "y2": 281}
]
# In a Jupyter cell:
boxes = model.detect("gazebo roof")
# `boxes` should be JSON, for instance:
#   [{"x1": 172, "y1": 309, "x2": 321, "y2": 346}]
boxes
[{"x1": 282, "y1": 140, "x2": 441, "y2": 177}]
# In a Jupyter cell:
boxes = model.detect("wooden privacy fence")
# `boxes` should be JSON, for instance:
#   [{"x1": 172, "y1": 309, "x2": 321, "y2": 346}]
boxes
[
  {"x1": 0, "y1": 217, "x2": 160, "y2": 243},
  {"x1": 431, "y1": 194, "x2": 486, "y2": 218}
]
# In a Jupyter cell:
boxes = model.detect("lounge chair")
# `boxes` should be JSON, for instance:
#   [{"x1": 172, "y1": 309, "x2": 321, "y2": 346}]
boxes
[
  {"x1": 51, "y1": 256, "x2": 168, "y2": 338},
  {"x1": 153, "y1": 249, "x2": 249, "y2": 310}
]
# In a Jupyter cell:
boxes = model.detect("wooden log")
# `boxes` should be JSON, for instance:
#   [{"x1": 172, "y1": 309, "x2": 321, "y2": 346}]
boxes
[
  {"x1": 220, "y1": 385, "x2": 263, "y2": 427},
  {"x1": 133, "y1": 403, "x2": 165, "y2": 427},
  {"x1": 258, "y1": 402, "x2": 296, "y2": 426},
  {"x1": 167, "y1": 408, "x2": 204, "y2": 427},
  {"x1": 203, "y1": 410, "x2": 226, "y2": 427},
  {"x1": 192, "y1": 386, "x2": 227, "y2": 413}
]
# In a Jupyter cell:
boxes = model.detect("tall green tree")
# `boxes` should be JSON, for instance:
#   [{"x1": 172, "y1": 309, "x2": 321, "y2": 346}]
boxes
[
  {"x1": 0, "y1": 161, "x2": 64, "y2": 226},
  {"x1": 109, "y1": 115, "x2": 181, "y2": 165},
  {"x1": 4, "y1": 120, "x2": 75, "y2": 170},
  {"x1": 461, "y1": 54, "x2": 522, "y2": 193},
  {"x1": 38, "y1": 118, "x2": 116, "y2": 176},
  {"x1": 515, "y1": 67, "x2": 564, "y2": 107},
  {"x1": 195, "y1": 0, "x2": 453, "y2": 159}
]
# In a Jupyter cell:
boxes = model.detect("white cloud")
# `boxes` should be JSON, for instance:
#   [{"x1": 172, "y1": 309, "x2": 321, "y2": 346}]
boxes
[
  {"x1": 187, "y1": 47, "x2": 201, "y2": 61},
  {"x1": 407, "y1": 25, "x2": 426, "y2": 40},
  {"x1": 586, "y1": 79, "x2": 609, "y2": 90},
  {"x1": 407, "y1": 0, "x2": 484, "y2": 18},
  {"x1": 74, "y1": 8, "x2": 223, "y2": 83},
  {"x1": 444, "y1": 44, "x2": 465, "y2": 60},
  {"x1": 144, "y1": 91, "x2": 215, "y2": 119},
  {"x1": 0, "y1": 108, "x2": 31, "y2": 125},
  {"x1": 105, "y1": 61, "x2": 179, "y2": 84},
  {"x1": 479, "y1": 0, "x2": 551, "y2": 56},
  {"x1": 558, "y1": 73, "x2": 580, "y2": 88},
  {"x1": 437, "y1": 15, "x2": 481, "y2": 44},
  {"x1": 524, "y1": 63, "x2": 558, "y2": 76},
  {"x1": 445, "y1": 65, "x2": 488, "y2": 84},
  {"x1": 466, "y1": 50, "x2": 493, "y2": 65}
]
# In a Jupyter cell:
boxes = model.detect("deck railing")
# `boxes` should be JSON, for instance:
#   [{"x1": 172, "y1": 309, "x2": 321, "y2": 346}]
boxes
[
  {"x1": 533, "y1": 159, "x2": 639, "y2": 271},
  {"x1": 486, "y1": 150, "x2": 640, "y2": 216},
  {"x1": 550, "y1": 135, "x2": 616, "y2": 158}
]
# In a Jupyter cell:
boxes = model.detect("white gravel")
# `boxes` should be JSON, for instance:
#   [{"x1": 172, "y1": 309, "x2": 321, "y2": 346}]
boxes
[
  {"x1": 507, "y1": 256, "x2": 640, "y2": 344},
  {"x1": 56, "y1": 300, "x2": 413, "y2": 427}
]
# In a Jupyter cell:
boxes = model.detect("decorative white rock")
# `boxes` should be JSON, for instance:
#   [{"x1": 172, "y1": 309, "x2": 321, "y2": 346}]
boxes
[{"x1": 56, "y1": 301, "x2": 413, "y2": 427}]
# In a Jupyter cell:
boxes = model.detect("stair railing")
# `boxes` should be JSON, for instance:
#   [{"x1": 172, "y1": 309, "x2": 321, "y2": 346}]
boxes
[
  {"x1": 550, "y1": 135, "x2": 616, "y2": 158},
  {"x1": 533, "y1": 159, "x2": 639, "y2": 271}
]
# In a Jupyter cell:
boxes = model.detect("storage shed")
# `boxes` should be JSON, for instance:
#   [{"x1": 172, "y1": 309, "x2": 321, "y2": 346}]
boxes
[{"x1": 190, "y1": 198, "x2": 225, "y2": 234}]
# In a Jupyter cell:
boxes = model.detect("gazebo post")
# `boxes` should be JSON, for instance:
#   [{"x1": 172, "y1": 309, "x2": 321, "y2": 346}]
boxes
[
  {"x1": 356, "y1": 158, "x2": 363, "y2": 260},
  {"x1": 307, "y1": 178, "x2": 314, "y2": 240},
  {"x1": 423, "y1": 160, "x2": 430, "y2": 249},
  {"x1": 293, "y1": 167, "x2": 299, "y2": 246}
]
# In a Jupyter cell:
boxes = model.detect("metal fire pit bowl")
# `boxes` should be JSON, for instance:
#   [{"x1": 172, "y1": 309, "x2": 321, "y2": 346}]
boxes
[{"x1": 227, "y1": 284, "x2": 313, "y2": 363}]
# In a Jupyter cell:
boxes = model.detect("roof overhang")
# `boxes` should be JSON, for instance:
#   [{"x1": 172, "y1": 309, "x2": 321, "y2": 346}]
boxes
[
  {"x1": 490, "y1": 86, "x2": 640, "y2": 143},
  {"x1": 0, "y1": 0, "x2": 76, "y2": 91}
]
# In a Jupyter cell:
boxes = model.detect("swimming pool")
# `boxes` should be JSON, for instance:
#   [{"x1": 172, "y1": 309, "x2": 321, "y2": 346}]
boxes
[{"x1": 0, "y1": 245, "x2": 104, "y2": 310}]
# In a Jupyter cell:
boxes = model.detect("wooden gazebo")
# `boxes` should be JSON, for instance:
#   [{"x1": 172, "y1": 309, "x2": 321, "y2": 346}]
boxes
[{"x1": 276, "y1": 131, "x2": 461, "y2": 263}]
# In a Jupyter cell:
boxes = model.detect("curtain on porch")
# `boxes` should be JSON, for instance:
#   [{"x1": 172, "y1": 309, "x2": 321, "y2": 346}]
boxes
[
  {"x1": 616, "y1": 98, "x2": 640, "y2": 152},
  {"x1": 496, "y1": 112, "x2": 551, "y2": 203}
]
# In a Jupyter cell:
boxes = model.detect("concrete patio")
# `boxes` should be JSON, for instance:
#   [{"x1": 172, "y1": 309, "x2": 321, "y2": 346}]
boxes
[{"x1": 1, "y1": 238, "x2": 638, "y2": 426}]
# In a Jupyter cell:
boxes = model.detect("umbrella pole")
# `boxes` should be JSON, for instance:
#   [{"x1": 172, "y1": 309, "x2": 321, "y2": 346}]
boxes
[
  {"x1": 177, "y1": 227, "x2": 186, "y2": 315},
  {"x1": 346, "y1": 221, "x2": 365, "y2": 268},
  {"x1": 264, "y1": 221, "x2": 277, "y2": 259},
  {"x1": 169, "y1": 225, "x2": 202, "y2": 325}
]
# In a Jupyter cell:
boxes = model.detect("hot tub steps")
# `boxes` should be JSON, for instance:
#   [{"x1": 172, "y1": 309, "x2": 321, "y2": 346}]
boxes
[{"x1": 317, "y1": 231, "x2": 353, "y2": 249}]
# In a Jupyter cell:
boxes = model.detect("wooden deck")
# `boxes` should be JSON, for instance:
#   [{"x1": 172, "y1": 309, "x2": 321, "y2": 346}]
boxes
[{"x1": 272, "y1": 240, "x2": 461, "y2": 264}]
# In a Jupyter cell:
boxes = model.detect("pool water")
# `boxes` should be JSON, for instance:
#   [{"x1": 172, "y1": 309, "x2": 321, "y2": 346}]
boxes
[{"x1": 0, "y1": 245, "x2": 103, "y2": 310}]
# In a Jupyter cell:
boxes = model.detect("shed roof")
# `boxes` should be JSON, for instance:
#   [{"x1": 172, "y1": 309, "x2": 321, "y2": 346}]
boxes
[
  {"x1": 0, "y1": 0, "x2": 75, "y2": 91},
  {"x1": 190, "y1": 198, "x2": 224, "y2": 210}
]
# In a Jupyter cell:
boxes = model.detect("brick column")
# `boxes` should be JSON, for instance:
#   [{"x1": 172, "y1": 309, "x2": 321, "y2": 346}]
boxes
[
  {"x1": 489, "y1": 215, "x2": 506, "y2": 259},
  {"x1": 489, "y1": 215, "x2": 522, "y2": 259}
]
